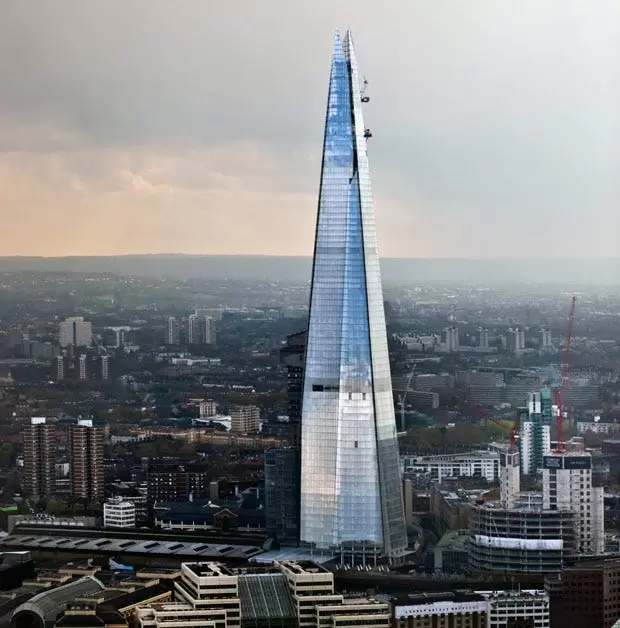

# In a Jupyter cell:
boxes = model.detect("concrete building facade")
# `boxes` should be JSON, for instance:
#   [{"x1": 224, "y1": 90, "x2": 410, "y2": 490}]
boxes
[{"x1": 22, "y1": 417, "x2": 56, "y2": 497}]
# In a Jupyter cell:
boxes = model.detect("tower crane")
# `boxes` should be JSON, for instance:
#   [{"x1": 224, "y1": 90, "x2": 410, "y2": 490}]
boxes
[
  {"x1": 554, "y1": 296, "x2": 577, "y2": 453},
  {"x1": 397, "y1": 365, "x2": 416, "y2": 433}
]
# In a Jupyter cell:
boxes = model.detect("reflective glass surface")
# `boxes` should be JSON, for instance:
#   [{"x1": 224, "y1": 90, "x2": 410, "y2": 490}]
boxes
[{"x1": 300, "y1": 31, "x2": 407, "y2": 559}]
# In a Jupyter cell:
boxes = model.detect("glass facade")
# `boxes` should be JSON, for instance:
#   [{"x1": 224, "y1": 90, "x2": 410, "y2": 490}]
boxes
[
  {"x1": 299, "y1": 31, "x2": 407, "y2": 561},
  {"x1": 265, "y1": 447, "x2": 299, "y2": 546}
]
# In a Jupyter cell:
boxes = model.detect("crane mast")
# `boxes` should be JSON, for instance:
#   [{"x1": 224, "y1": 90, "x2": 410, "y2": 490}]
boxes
[{"x1": 555, "y1": 296, "x2": 576, "y2": 453}]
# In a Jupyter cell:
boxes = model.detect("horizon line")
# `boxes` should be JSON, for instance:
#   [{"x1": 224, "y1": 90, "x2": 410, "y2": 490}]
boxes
[{"x1": 0, "y1": 253, "x2": 618, "y2": 261}]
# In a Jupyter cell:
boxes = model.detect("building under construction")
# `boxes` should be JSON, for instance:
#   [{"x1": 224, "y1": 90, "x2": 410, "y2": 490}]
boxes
[
  {"x1": 469, "y1": 502, "x2": 577, "y2": 574},
  {"x1": 469, "y1": 445, "x2": 603, "y2": 574}
]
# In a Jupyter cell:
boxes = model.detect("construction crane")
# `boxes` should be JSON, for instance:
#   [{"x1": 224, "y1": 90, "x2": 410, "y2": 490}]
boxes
[
  {"x1": 554, "y1": 296, "x2": 577, "y2": 453},
  {"x1": 397, "y1": 366, "x2": 416, "y2": 433}
]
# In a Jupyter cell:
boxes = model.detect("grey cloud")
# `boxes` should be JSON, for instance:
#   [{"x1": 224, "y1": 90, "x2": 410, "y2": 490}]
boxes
[{"x1": 0, "y1": 0, "x2": 619, "y2": 257}]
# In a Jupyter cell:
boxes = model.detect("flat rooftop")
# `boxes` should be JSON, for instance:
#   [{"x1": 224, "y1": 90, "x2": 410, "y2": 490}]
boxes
[
  {"x1": 184, "y1": 562, "x2": 235, "y2": 578},
  {"x1": 393, "y1": 591, "x2": 485, "y2": 606},
  {"x1": 435, "y1": 530, "x2": 471, "y2": 550},
  {"x1": 278, "y1": 560, "x2": 330, "y2": 575}
]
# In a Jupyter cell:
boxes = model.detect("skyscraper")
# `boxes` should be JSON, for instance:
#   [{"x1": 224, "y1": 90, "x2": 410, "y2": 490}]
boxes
[{"x1": 299, "y1": 31, "x2": 407, "y2": 563}]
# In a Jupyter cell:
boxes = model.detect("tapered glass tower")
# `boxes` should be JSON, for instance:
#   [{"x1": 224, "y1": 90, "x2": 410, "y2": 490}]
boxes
[{"x1": 300, "y1": 31, "x2": 407, "y2": 563}]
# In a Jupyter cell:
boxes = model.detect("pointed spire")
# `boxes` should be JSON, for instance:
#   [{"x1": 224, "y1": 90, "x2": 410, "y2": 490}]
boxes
[{"x1": 343, "y1": 29, "x2": 355, "y2": 64}]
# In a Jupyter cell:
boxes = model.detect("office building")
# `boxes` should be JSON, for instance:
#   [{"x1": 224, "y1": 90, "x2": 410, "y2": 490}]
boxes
[
  {"x1": 59, "y1": 317, "x2": 92, "y2": 347},
  {"x1": 100, "y1": 354, "x2": 110, "y2": 380},
  {"x1": 78, "y1": 354, "x2": 87, "y2": 380},
  {"x1": 137, "y1": 560, "x2": 388, "y2": 628},
  {"x1": 103, "y1": 498, "x2": 136, "y2": 528},
  {"x1": 402, "y1": 450, "x2": 499, "y2": 483},
  {"x1": 392, "y1": 592, "x2": 487, "y2": 627},
  {"x1": 69, "y1": 418, "x2": 105, "y2": 501},
  {"x1": 519, "y1": 389, "x2": 553, "y2": 475},
  {"x1": 137, "y1": 603, "x2": 227, "y2": 628},
  {"x1": 479, "y1": 590, "x2": 549, "y2": 628},
  {"x1": 280, "y1": 330, "x2": 306, "y2": 433},
  {"x1": 392, "y1": 589, "x2": 549, "y2": 628},
  {"x1": 147, "y1": 464, "x2": 210, "y2": 504},
  {"x1": 265, "y1": 447, "x2": 299, "y2": 545},
  {"x1": 174, "y1": 563, "x2": 241, "y2": 628},
  {"x1": 299, "y1": 30, "x2": 406, "y2": 564},
  {"x1": 278, "y1": 560, "x2": 389, "y2": 628},
  {"x1": 558, "y1": 557, "x2": 620, "y2": 628},
  {"x1": 230, "y1": 405, "x2": 260, "y2": 434},
  {"x1": 165, "y1": 317, "x2": 179, "y2": 345},
  {"x1": 542, "y1": 452, "x2": 604, "y2": 555},
  {"x1": 55, "y1": 355, "x2": 65, "y2": 381},
  {"x1": 478, "y1": 327, "x2": 489, "y2": 349},
  {"x1": 266, "y1": 331, "x2": 306, "y2": 548},
  {"x1": 22, "y1": 417, "x2": 56, "y2": 497},
  {"x1": 506, "y1": 327, "x2": 526, "y2": 354}
]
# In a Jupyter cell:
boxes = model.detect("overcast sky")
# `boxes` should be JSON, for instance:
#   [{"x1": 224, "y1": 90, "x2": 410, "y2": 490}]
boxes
[{"x1": 1, "y1": 1, "x2": 619, "y2": 257}]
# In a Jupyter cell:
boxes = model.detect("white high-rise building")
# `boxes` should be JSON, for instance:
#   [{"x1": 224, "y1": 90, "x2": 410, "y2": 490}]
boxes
[
  {"x1": 78, "y1": 354, "x2": 87, "y2": 380},
  {"x1": 187, "y1": 314, "x2": 200, "y2": 345},
  {"x1": 542, "y1": 452, "x2": 604, "y2": 555},
  {"x1": 166, "y1": 317, "x2": 179, "y2": 345},
  {"x1": 442, "y1": 326, "x2": 459, "y2": 352},
  {"x1": 100, "y1": 355, "x2": 110, "y2": 381},
  {"x1": 540, "y1": 328, "x2": 553, "y2": 349},
  {"x1": 59, "y1": 317, "x2": 92, "y2": 348},
  {"x1": 506, "y1": 327, "x2": 526, "y2": 354},
  {"x1": 204, "y1": 316, "x2": 216, "y2": 345},
  {"x1": 55, "y1": 355, "x2": 65, "y2": 381},
  {"x1": 115, "y1": 329, "x2": 126, "y2": 348}
]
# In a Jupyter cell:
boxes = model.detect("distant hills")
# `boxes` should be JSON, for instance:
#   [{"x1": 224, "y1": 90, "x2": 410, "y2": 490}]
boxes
[{"x1": 0, "y1": 255, "x2": 617, "y2": 285}]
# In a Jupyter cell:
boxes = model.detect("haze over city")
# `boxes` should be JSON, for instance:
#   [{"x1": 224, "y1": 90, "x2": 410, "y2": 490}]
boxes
[
  {"x1": 2, "y1": 1, "x2": 619, "y2": 258},
  {"x1": 2, "y1": 4, "x2": 620, "y2": 628}
]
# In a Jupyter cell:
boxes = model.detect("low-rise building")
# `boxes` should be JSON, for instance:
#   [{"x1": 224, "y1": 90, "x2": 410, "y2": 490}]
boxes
[
  {"x1": 104, "y1": 499, "x2": 136, "y2": 529},
  {"x1": 478, "y1": 589, "x2": 549, "y2": 627},
  {"x1": 433, "y1": 530, "x2": 470, "y2": 574},
  {"x1": 557, "y1": 557, "x2": 620, "y2": 628},
  {"x1": 402, "y1": 450, "x2": 499, "y2": 483},
  {"x1": 392, "y1": 592, "x2": 487, "y2": 628},
  {"x1": 136, "y1": 560, "x2": 388, "y2": 628}
]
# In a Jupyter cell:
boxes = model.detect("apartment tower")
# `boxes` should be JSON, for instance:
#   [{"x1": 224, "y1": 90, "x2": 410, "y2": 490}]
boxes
[{"x1": 69, "y1": 417, "x2": 105, "y2": 501}]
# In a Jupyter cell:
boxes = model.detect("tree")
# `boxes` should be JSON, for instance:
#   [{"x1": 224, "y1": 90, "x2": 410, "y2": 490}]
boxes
[{"x1": 0, "y1": 443, "x2": 14, "y2": 468}]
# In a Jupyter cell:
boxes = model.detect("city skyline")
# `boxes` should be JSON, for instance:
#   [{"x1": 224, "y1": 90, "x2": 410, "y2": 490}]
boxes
[
  {"x1": 300, "y1": 31, "x2": 406, "y2": 561},
  {"x1": 1, "y1": 1, "x2": 618, "y2": 258}
]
